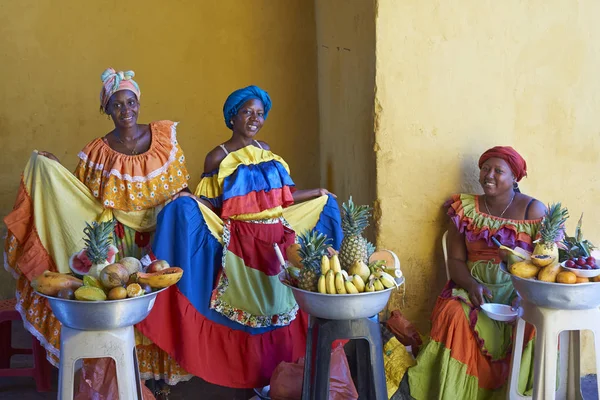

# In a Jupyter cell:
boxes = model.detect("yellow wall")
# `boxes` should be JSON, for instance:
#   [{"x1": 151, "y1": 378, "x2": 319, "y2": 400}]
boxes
[
  {"x1": 0, "y1": 0, "x2": 320, "y2": 297},
  {"x1": 375, "y1": 0, "x2": 600, "y2": 374},
  {"x1": 314, "y1": 0, "x2": 377, "y2": 239}
]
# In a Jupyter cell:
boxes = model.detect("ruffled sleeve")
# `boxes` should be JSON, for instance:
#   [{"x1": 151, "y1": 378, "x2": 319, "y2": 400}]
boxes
[
  {"x1": 445, "y1": 193, "x2": 541, "y2": 251},
  {"x1": 75, "y1": 120, "x2": 190, "y2": 212},
  {"x1": 194, "y1": 170, "x2": 223, "y2": 210}
]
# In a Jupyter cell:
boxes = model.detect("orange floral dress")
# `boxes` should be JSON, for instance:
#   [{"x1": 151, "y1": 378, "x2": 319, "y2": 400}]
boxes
[{"x1": 4, "y1": 120, "x2": 193, "y2": 384}]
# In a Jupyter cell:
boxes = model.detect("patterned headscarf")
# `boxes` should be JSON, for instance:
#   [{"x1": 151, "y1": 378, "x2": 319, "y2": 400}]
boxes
[
  {"x1": 222, "y1": 85, "x2": 272, "y2": 129},
  {"x1": 478, "y1": 146, "x2": 528, "y2": 182},
  {"x1": 99, "y1": 68, "x2": 141, "y2": 113}
]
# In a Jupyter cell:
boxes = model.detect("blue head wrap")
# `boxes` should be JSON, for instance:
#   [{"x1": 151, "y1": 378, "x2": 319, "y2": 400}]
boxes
[{"x1": 223, "y1": 85, "x2": 272, "y2": 129}]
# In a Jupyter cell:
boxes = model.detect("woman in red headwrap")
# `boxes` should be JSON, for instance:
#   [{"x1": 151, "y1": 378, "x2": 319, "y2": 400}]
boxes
[{"x1": 405, "y1": 146, "x2": 546, "y2": 399}]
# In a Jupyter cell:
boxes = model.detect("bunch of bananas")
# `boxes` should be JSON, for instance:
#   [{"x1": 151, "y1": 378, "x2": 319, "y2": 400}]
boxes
[{"x1": 316, "y1": 255, "x2": 398, "y2": 294}]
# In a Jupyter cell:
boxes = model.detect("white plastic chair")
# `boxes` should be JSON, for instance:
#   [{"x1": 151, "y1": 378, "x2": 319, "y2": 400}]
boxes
[{"x1": 442, "y1": 230, "x2": 450, "y2": 281}]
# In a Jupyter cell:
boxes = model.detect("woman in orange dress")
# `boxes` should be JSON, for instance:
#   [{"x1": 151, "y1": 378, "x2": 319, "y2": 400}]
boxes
[{"x1": 4, "y1": 68, "x2": 197, "y2": 398}]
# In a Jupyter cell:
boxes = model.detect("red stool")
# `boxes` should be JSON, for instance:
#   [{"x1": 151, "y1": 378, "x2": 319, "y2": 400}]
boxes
[{"x1": 0, "y1": 298, "x2": 52, "y2": 391}]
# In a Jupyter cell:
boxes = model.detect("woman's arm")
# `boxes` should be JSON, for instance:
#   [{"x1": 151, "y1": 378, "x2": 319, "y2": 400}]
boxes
[
  {"x1": 38, "y1": 151, "x2": 60, "y2": 163},
  {"x1": 447, "y1": 223, "x2": 492, "y2": 307},
  {"x1": 292, "y1": 188, "x2": 336, "y2": 203}
]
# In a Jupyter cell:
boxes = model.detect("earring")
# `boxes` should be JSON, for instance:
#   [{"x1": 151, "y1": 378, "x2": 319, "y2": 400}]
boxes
[
  {"x1": 230, "y1": 121, "x2": 234, "y2": 125},
  {"x1": 513, "y1": 181, "x2": 519, "y2": 190}
]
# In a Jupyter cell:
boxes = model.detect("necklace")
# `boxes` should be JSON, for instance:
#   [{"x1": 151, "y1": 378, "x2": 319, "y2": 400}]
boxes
[
  {"x1": 484, "y1": 193, "x2": 515, "y2": 218},
  {"x1": 114, "y1": 127, "x2": 143, "y2": 155}
]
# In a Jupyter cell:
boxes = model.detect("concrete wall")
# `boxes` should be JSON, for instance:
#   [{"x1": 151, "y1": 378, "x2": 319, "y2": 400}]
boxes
[
  {"x1": 314, "y1": 0, "x2": 377, "y2": 240},
  {"x1": 0, "y1": 0, "x2": 320, "y2": 298},
  {"x1": 375, "y1": 0, "x2": 600, "y2": 374}
]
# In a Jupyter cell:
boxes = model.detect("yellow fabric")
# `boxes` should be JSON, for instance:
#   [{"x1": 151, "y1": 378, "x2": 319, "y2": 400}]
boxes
[
  {"x1": 282, "y1": 194, "x2": 329, "y2": 234},
  {"x1": 197, "y1": 201, "x2": 224, "y2": 243},
  {"x1": 217, "y1": 145, "x2": 290, "y2": 185},
  {"x1": 22, "y1": 151, "x2": 158, "y2": 273},
  {"x1": 195, "y1": 174, "x2": 220, "y2": 198},
  {"x1": 231, "y1": 207, "x2": 283, "y2": 222},
  {"x1": 384, "y1": 337, "x2": 416, "y2": 399}
]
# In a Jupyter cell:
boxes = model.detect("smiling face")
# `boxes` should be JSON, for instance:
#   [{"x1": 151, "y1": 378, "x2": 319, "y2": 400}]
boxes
[
  {"x1": 479, "y1": 157, "x2": 515, "y2": 197},
  {"x1": 231, "y1": 99, "x2": 265, "y2": 138},
  {"x1": 106, "y1": 90, "x2": 140, "y2": 129}
]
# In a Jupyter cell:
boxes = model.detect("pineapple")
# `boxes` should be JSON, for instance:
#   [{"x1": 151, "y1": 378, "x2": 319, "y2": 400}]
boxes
[
  {"x1": 533, "y1": 203, "x2": 569, "y2": 260},
  {"x1": 84, "y1": 220, "x2": 117, "y2": 278},
  {"x1": 297, "y1": 230, "x2": 330, "y2": 292},
  {"x1": 339, "y1": 196, "x2": 372, "y2": 270}
]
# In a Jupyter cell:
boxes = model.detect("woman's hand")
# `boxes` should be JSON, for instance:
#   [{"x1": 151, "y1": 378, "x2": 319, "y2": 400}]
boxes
[
  {"x1": 466, "y1": 281, "x2": 493, "y2": 308},
  {"x1": 38, "y1": 151, "x2": 60, "y2": 163},
  {"x1": 316, "y1": 188, "x2": 337, "y2": 198},
  {"x1": 292, "y1": 188, "x2": 336, "y2": 203}
]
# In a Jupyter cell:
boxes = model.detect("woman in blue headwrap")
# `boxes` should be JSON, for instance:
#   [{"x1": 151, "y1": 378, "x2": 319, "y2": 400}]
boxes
[{"x1": 137, "y1": 85, "x2": 342, "y2": 389}]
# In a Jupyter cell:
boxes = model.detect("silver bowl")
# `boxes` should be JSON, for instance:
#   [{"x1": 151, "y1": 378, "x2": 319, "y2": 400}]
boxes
[
  {"x1": 36, "y1": 288, "x2": 167, "y2": 330},
  {"x1": 500, "y1": 263, "x2": 600, "y2": 310},
  {"x1": 279, "y1": 271, "x2": 404, "y2": 320}
]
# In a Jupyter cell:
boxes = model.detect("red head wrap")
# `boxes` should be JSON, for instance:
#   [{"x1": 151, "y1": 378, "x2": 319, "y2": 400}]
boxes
[{"x1": 478, "y1": 146, "x2": 527, "y2": 182}]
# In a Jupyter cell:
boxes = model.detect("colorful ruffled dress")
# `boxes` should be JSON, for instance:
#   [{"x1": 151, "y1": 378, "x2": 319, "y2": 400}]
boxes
[
  {"x1": 4, "y1": 120, "x2": 193, "y2": 384},
  {"x1": 136, "y1": 143, "x2": 342, "y2": 388},
  {"x1": 408, "y1": 194, "x2": 541, "y2": 400}
]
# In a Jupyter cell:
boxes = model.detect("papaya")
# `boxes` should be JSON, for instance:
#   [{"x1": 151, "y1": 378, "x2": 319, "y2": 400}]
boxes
[
  {"x1": 537, "y1": 263, "x2": 561, "y2": 283},
  {"x1": 285, "y1": 243, "x2": 303, "y2": 269},
  {"x1": 509, "y1": 261, "x2": 539, "y2": 279},
  {"x1": 132, "y1": 267, "x2": 184, "y2": 289},
  {"x1": 32, "y1": 271, "x2": 83, "y2": 296},
  {"x1": 557, "y1": 271, "x2": 577, "y2": 284},
  {"x1": 531, "y1": 254, "x2": 555, "y2": 268}
]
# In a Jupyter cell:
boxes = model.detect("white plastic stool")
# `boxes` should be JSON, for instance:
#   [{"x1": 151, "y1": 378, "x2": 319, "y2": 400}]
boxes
[
  {"x1": 507, "y1": 300, "x2": 600, "y2": 400},
  {"x1": 58, "y1": 325, "x2": 142, "y2": 400}
]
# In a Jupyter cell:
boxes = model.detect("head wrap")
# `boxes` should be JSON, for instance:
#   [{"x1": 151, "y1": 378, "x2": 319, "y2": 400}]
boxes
[
  {"x1": 99, "y1": 68, "x2": 141, "y2": 113},
  {"x1": 223, "y1": 85, "x2": 272, "y2": 129},
  {"x1": 478, "y1": 146, "x2": 528, "y2": 182}
]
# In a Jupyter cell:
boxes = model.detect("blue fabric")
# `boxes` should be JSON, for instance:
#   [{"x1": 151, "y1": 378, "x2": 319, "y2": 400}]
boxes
[
  {"x1": 152, "y1": 197, "x2": 279, "y2": 334},
  {"x1": 223, "y1": 85, "x2": 272, "y2": 129},
  {"x1": 314, "y1": 194, "x2": 343, "y2": 251},
  {"x1": 222, "y1": 160, "x2": 295, "y2": 201}
]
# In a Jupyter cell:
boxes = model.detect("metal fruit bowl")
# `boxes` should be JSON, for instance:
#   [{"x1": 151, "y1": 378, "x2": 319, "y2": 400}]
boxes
[
  {"x1": 279, "y1": 271, "x2": 404, "y2": 320},
  {"x1": 500, "y1": 263, "x2": 600, "y2": 310},
  {"x1": 36, "y1": 287, "x2": 167, "y2": 331}
]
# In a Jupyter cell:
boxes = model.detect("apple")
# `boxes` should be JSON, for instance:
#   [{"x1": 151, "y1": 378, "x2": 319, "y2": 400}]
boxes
[{"x1": 146, "y1": 259, "x2": 170, "y2": 273}]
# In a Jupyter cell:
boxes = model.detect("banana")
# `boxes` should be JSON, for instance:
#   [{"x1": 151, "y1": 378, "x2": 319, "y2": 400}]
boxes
[
  {"x1": 344, "y1": 280, "x2": 359, "y2": 294},
  {"x1": 365, "y1": 280, "x2": 375, "y2": 292},
  {"x1": 376, "y1": 271, "x2": 398, "y2": 289},
  {"x1": 351, "y1": 274, "x2": 365, "y2": 292},
  {"x1": 373, "y1": 278, "x2": 385, "y2": 291},
  {"x1": 330, "y1": 254, "x2": 342, "y2": 273},
  {"x1": 340, "y1": 270, "x2": 349, "y2": 280},
  {"x1": 326, "y1": 270, "x2": 336, "y2": 294},
  {"x1": 334, "y1": 272, "x2": 347, "y2": 294},
  {"x1": 317, "y1": 275, "x2": 327, "y2": 294},
  {"x1": 320, "y1": 255, "x2": 330, "y2": 275}
]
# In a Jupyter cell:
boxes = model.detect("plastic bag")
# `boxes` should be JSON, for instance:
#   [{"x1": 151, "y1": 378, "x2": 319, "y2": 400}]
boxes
[
  {"x1": 386, "y1": 310, "x2": 422, "y2": 357},
  {"x1": 270, "y1": 344, "x2": 358, "y2": 400},
  {"x1": 75, "y1": 358, "x2": 156, "y2": 400}
]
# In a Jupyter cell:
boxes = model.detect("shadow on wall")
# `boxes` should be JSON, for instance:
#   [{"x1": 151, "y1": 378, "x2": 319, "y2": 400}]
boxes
[{"x1": 0, "y1": 224, "x2": 16, "y2": 300}]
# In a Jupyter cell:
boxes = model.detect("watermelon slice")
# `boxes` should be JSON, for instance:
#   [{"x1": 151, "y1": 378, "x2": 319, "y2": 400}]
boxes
[{"x1": 69, "y1": 245, "x2": 118, "y2": 276}]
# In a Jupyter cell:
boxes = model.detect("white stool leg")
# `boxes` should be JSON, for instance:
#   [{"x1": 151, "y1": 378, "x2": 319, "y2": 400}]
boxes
[
  {"x1": 566, "y1": 330, "x2": 582, "y2": 400},
  {"x1": 58, "y1": 326, "x2": 78, "y2": 400},
  {"x1": 112, "y1": 327, "x2": 138, "y2": 400},
  {"x1": 594, "y1": 329, "x2": 600, "y2": 400},
  {"x1": 532, "y1": 322, "x2": 559, "y2": 400},
  {"x1": 508, "y1": 317, "x2": 527, "y2": 399}
]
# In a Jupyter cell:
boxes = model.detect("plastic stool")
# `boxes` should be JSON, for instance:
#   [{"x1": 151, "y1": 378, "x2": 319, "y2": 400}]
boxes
[
  {"x1": 507, "y1": 300, "x2": 600, "y2": 400},
  {"x1": 0, "y1": 298, "x2": 52, "y2": 391},
  {"x1": 58, "y1": 325, "x2": 142, "y2": 400},
  {"x1": 301, "y1": 315, "x2": 387, "y2": 400}
]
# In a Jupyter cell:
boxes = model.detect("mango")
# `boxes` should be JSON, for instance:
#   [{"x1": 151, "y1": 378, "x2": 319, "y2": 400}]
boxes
[
  {"x1": 557, "y1": 271, "x2": 577, "y2": 284},
  {"x1": 537, "y1": 263, "x2": 561, "y2": 283},
  {"x1": 74, "y1": 286, "x2": 107, "y2": 301},
  {"x1": 575, "y1": 277, "x2": 590, "y2": 284},
  {"x1": 510, "y1": 261, "x2": 539, "y2": 279}
]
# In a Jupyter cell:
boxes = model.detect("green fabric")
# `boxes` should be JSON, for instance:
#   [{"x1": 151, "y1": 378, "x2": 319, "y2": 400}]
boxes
[
  {"x1": 113, "y1": 222, "x2": 153, "y2": 259},
  {"x1": 408, "y1": 341, "x2": 506, "y2": 400},
  {"x1": 220, "y1": 251, "x2": 297, "y2": 316}
]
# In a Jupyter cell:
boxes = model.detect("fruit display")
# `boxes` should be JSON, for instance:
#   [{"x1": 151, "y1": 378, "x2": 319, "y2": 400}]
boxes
[
  {"x1": 507, "y1": 204, "x2": 600, "y2": 284},
  {"x1": 33, "y1": 220, "x2": 183, "y2": 301},
  {"x1": 282, "y1": 197, "x2": 402, "y2": 295}
]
